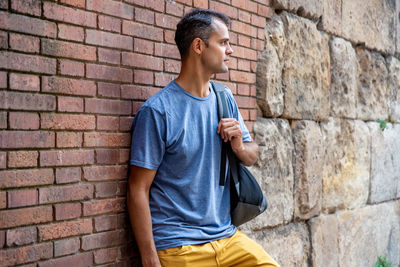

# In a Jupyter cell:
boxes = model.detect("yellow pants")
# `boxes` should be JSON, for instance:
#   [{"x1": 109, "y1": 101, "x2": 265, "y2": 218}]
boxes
[{"x1": 157, "y1": 230, "x2": 280, "y2": 267}]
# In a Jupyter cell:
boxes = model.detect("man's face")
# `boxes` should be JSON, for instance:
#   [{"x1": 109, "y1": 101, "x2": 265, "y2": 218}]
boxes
[{"x1": 201, "y1": 19, "x2": 233, "y2": 74}]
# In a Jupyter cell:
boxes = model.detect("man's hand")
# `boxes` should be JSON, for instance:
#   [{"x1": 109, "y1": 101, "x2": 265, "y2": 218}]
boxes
[
  {"x1": 217, "y1": 118, "x2": 259, "y2": 166},
  {"x1": 217, "y1": 118, "x2": 245, "y2": 153}
]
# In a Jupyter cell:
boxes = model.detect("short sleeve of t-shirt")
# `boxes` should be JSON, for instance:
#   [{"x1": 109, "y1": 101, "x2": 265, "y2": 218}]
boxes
[{"x1": 130, "y1": 106, "x2": 166, "y2": 170}]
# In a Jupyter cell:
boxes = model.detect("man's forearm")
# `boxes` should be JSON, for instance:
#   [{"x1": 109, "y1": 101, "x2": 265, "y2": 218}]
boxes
[
  {"x1": 232, "y1": 141, "x2": 258, "y2": 166},
  {"x1": 127, "y1": 188, "x2": 160, "y2": 267}
]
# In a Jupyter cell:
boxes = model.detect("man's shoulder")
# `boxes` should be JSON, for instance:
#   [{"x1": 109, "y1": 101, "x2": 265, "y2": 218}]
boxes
[{"x1": 141, "y1": 81, "x2": 178, "y2": 111}]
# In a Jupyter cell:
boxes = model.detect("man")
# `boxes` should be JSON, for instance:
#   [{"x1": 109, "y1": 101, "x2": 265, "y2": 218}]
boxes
[{"x1": 127, "y1": 8, "x2": 280, "y2": 267}]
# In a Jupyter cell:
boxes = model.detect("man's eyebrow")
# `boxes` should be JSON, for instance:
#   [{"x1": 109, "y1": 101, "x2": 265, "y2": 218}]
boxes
[{"x1": 219, "y1": 38, "x2": 230, "y2": 42}]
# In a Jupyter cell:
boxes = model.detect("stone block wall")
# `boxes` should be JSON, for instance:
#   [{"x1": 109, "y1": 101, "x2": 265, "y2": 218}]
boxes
[
  {"x1": 250, "y1": 0, "x2": 400, "y2": 266},
  {"x1": 0, "y1": 0, "x2": 273, "y2": 266}
]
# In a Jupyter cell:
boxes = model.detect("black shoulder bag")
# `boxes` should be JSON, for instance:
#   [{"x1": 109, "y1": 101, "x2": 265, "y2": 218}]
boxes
[{"x1": 211, "y1": 81, "x2": 268, "y2": 227}]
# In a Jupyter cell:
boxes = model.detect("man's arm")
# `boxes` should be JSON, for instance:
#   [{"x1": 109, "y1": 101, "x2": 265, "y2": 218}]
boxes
[
  {"x1": 217, "y1": 118, "x2": 259, "y2": 166},
  {"x1": 127, "y1": 165, "x2": 162, "y2": 267}
]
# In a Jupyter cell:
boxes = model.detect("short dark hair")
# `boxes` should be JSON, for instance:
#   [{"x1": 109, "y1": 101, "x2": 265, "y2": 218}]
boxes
[{"x1": 175, "y1": 9, "x2": 230, "y2": 60}]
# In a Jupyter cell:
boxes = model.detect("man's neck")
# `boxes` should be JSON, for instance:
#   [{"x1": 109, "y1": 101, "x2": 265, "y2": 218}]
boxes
[{"x1": 175, "y1": 61, "x2": 212, "y2": 98}]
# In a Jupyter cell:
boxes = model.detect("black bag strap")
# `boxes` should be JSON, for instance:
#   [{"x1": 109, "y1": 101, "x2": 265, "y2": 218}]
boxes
[{"x1": 211, "y1": 81, "x2": 240, "y2": 188}]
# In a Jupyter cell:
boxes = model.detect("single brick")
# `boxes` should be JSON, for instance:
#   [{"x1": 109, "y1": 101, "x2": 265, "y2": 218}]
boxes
[
  {"x1": 95, "y1": 182, "x2": 123, "y2": 198},
  {"x1": 231, "y1": 45, "x2": 258, "y2": 60},
  {"x1": 209, "y1": 1, "x2": 237, "y2": 19},
  {"x1": 58, "y1": 96, "x2": 84, "y2": 113},
  {"x1": 85, "y1": 98, "x2": 131, "y2": 115},
  {"x1": 38, "y1": 252, "x2": 93, "y2": 267},
  {"x1": 258, "y1": 4, "x2": 273, "y2": 17},
  {"x1": 155, "y1": 13, "x2": 179, "y2": 30},
  {"x1": 0, "y1": 231, "x2": 4, "y2": 248},
  {"x1": 83, "y1": 165, "x2": 128, "y2": 181},
  {"x1": 54, "y1": 203, "x2": 82, "y2": 220},
  {"x1": 58, "y1": 59, "x2": 85, "y2": 77},
  {"x1": 0, "y1": 131, "x2": 55, "y2": 149},
  {"x1": 0, "y1": 168, "x2": 54, "y2": 189},
  {"x1": 38, "y1": 219, "x2": 92, "y2": 241},
  {"x1": 56, "y1": 132, "x2": 83, "y2": 148},
  {"x1": 154, "y1": 43, "x2": 180, "y2": 59},
  {"x1": 83, "y1": 198, "x2": 125, "y2": 216},
  {"x1": 98, "y1": 82, "x2": 120, "y2": 98},
  {"x1": 9, "y1": 73, "x2": 40, "y2": 92},
  {"x1": 0, "y1": 242, "x2": 53, "y2": 266},
  {"x1": 40, "y1": 149, "x2": 94, "y2": 167},
  {"x1": 0, "y1": 91, "x2": 56, "y2": 111},
  {"x1": 94, "y1": 214, "x2": 119, "y2": 232},
  {"x1": 0, "y1": 205, "x2": 52, "y2": 229},
  {"x1": 134, "y1": 70, "x2": 154, "y2": 85},
  {"x1": 58, "y1": 24, "x2": 84, "y2": 42},
  {"x1": 134, "y1": 38, "x2": 154, "y2": 55},
  {"x1": 0, "y1": 191, "x2": 6, "y2": 209},
  {"x1": 86, "y1": 63, "x2": 133, "y2": 83},
  {"x1": 0, "y1": 11, "x2": 56, "y2": 37},
  {"x1": 9, "y1": 112, "x2": 40, "y2": 130},
  {"x1": 98, "y1": 48, "x2": 121, "y2": 65},
  {"x1": 119, "y1": 117, "x2": 133, "y2": 132},
  {"x1": 0, "y1": 71, "x2": 6, "y2": 88},
  {"x1": 39, "y1": 184, "x2": 93, "y2": 204},
  {"x1": 120, "y1": 85, "x2": 160, "y2": 100},
  {"x1": 96, "y1": 149, "x2": 120, "y2": 164},
  {"x1": 237, "y1": 84, "x2": 251, "y2": 96},
  {"x1": 94, "y1": 247, "x2": 119, "y2": 264},
  {"x1": 6, "y1": 226, "x2": 37, "y2": 246},
  {"x1": 41, "y1": 39, "x2": 96, "y2": 61},
  {"x1": 0, "y1": 112, "x2": 6, "y2": 129},
  {"x1": 99, "y1": 15, "x2": 121, "y2": 33},
  {"x1": 164, "y1": 59, "x2": 181, "y2": 73},
  {"x1": 230, "y1": 70, "x2": 256, "y2": 84},
  {"x1": 134, "y1": 8, "x2": 154, "y2": 24},
  {"x1": 164, "y1": 29, "x2": 175, "y2": 44},
  {"x1": 84, "y1": 133, "x2": 131, "y2": 147},
  {"x1": 232, "y1": 0, "x2": 257, "y2": 12},
  {"x1": 87, "y1": 0, "x2": 133, "y2": 19},
  {"x1": 41, "y1": 113, "x2": 95, "y2": 130},
  {"x1": 194, "y1": 0, "x2": 208, "y2": 8},
  {"x1": 121, "y1": 52, "x2": 163, "y2": 71},
  {"x1": 238, "y1": 59, "x2": 251, "y2": 71},
  {"x1": 42, "y1": 76, "x2": 96, "y2": 96},
  {"x1": 0, "y1": 51, "x2": 56, "y2": 74},
  {"x1": 122, "y1": 21, "x2": 163, "y2": 41},
  {"x1": 9, "y1": 33, "x2": 40, "y2": 53},
  {"x1": 43, "y1": 2, "x2": 96, "y2": 27},
  {"x1": 239, "y1": 108, "x2": 250, "y2": 120},
  {"x1": 166, "y1": 1, "x2": 184, "y2": 17},
  {"x1": 11, "y1": 0, "x2": 41, "y2": 16},
  {"x1": 238, "y1": 10, "x2": 251, "y2": 23},
  {"x1": 54, "y1": 237, "x2": 80, "y2": 257},
  {"x1": 97, "y1": 115, "x2": 119, "y2": 131},
  {"x1": 59, "y1": 0, "x2": 85, "y2": 8},
  {"x1": 0, "y1": 30, "x2": 5, "y2": 48},
  {"x1": 86, "y1": 29, "x2": 132, "y2": 50},
  {"x1": 8, "y1": 150, "x2": 38, "y2": 167},
  {"x1": 55, "y1": 167, "x2": 81, "y2": 184},
  {"x1": 119, "y1": 148, "x2": 130, "y2": 163},
  {"x1": 81, "y1": 229, "x2": 126, "y2": 250},
  {"x1": 234, "y1": 95, "x2": 257, "y2": 109},
  {"x1": 144, "y1": 0, "x2": 165, "y2": 12},
  {"x1": 154, "y1": 72, "x2": 175, "y2": 87}
]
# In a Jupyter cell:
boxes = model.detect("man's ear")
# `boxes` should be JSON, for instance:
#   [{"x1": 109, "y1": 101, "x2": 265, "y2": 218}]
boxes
[{"x1": 191, "y1": 37, "x2": 205, "y2": 56}]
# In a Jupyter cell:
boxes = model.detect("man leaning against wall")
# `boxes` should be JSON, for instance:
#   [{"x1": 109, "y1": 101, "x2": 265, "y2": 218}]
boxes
[{"x1": 127, "y1": 8, "x2": 280, "y2": 267}]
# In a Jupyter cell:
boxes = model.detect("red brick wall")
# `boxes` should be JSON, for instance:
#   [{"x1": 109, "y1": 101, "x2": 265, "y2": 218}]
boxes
[{"x1": 0, "y1": 0, "x2": 272, "y2": 265}]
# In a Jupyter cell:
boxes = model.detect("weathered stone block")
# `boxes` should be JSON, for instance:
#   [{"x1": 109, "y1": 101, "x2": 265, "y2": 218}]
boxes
[
  {"x1": 337, "y1": 202, "x2": 400, "y2": 266},
  {"x1": 292, "y1": 120, "x2": 323, "y2": 220},
  {"x1": 356, "y1": 48, "x2": 389, "y2": 121},
  {"x1": 387, "y1": 56, "x2": 400, "y2": 123},
  {"x1": 343, "y1": 0, "x2": 396, "y2": 54},
  {"x1": 280, "y1": 12, "x2": 330, "y2": 121},
  {"x1": 368, "y1": 122, "x2": 400, "y2": 203},
  {"x1": 310, "y1": 201, "x2": 400, "y2": 267},
  {"x1": 257, "y1": 15, "x2": 284, "y2": 118},
  {"x1": 242, "y1": 118, "x2": 294, "y2": 230},
  {"x1": 271, "y1": 0, "x2": 322, "y2": 20},
  {"x1": 245, "y1": 222, "x2": 310, "y2": 267},
  {"x1": 319, "y1": 0, "x2": 342, "y2": 36},
  {"x1": 321, "y1": 118, "x2": 370, "y2": 212},
  {"x1": 329, "y1": 37, "x2": 358, "y2": 119},
  {"x1": 309, "y1": 214, "x2": 339, "y2": 267}
]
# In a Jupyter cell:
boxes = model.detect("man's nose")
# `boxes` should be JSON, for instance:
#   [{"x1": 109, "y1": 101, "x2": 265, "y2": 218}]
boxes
[{"x1": 226, "y1": 44, "x2": 233, "y2": 55}]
